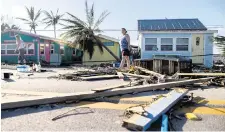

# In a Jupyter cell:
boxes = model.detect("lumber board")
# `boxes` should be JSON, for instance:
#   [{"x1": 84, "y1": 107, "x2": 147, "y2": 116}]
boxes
[
  {"x1": 80, "y1": 75, "x2": 119, "y2": 81},
  {"x1": 123, "y1": 89, "x2": 188, "y2": 131},
  {"x1": 92, "y1": 82, "x2": 131, "y2": 92},
  {"x1": 92, "y1": 79, "x2": 145, "y2": 92},
  {"x1": 1, "y1": 77, "x2": 212, "y2": 110},
  {"x1": 1, "y1": 89, "x2": 69, "y2": 96},
  {"x1": 177, "y1": 73, "x2": 225, "y2": 76},
  {"x1": 123, "y1": 73, "x2": 151, "y2": 79},
  {"x1": 117, "y1": 72, "x2": 125, "y2": 80},
  {"x1": 135, "y1": 66, "x2": 165, "y2": 79}
]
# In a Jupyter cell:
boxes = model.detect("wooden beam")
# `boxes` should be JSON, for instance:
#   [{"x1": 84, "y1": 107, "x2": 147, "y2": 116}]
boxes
[
  {"x1": 91, "y1": 79, "x2": 145, "y2": 92},
  {"x1": 1, "y1": 77, "x2": 212, "y2": 110},
  {"x1": 117, "y1": 72, "x2": 125, "y2": 80},
  {"x1": 80, "y1": 75, "x2": 119, "y2": 81},
  {"x1": 92, "y1": 82, "x2": 130, "y2": 92},
  {"x1": 135, "y1": 66, "x2": 165, "y2": 79},
  {"x1": 177, "y1": 73, "x2": 225, "y2": 77},
  {"x1": 122, "y1": 73, "x2": 151, "y2": 79},
  {"x1": 123, "y1": 89, "x2": 188, "y2": 131}
]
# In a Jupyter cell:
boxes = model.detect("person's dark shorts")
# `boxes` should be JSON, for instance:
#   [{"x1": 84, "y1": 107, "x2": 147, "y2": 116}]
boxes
[
  {"x1": 18, "y1": 48, "x2": 25, "y2": 61},
  {"x1": 122, "y1": 49, "x2": 130, "y2": 56}
]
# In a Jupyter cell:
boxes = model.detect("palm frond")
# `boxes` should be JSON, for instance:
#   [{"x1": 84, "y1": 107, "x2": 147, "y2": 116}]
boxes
[
  {"x1": 85, "y1": 0, "x2": 89, "y2": 22},
  {"x1": 44, "y1": 23, "x2": 52, "y2": 29},
  {"x1": 50, "y1": 10, "x2": 54, "y2": 18},
  {"x1": 93, "y1": 10, "x2": 110, "y2": 30},
  {"x1": 62, "y1": 18, "x2": 86, "y2": 29},
  {"x1": 58, "y1": 22, "x2": 66, "y2": 26},
  {"x1": 43, "y1": 10, "x2": 52, "y2": 20},
  {"x1": 89, "y1": 3, "x2": 95, "y2": 27},
  {"x1": 66, "y1": 12, "x2": 88, "y2": 27},
  {"x1": 34, "y1": 9, "x2": 42, "y2": 21},
  {"x1": 94, "y1": 28, "x2": 103, "y2": 33},
  {"x1": 16, "y1": 17, "x2": 30, "y2": 22},
  {"x1": 85, "y1": 1, "x2": 95, "y2": 28},
  {"x1": 56, "y1": 8, "x2": 59, "y2": 16},
  {"x1": 25, "y1": 6, "x2": 32, "y2": 21}
]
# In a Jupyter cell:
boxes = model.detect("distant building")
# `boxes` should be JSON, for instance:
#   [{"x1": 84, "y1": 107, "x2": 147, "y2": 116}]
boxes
[
  {"x1": 82, "y1": 34, "x2": 121, "y2": 65},
  {"x1": 1, "y1": 30, "x2": 82, "y2": 65},
  {"x1": 137, "y1": 18, "x2": 218, "y2": 68}
]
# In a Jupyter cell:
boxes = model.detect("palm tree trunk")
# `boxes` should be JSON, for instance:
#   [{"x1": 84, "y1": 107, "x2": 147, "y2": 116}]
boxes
[
  {"x1": 34, "y1": 27, "x2": 36, "y2": 34},
  {"x1": 54, "y1": 25, "x2": 56, "y2": 38},
  {"x1": 101, "y1": 43, "x2": 121, "y2": 62}
]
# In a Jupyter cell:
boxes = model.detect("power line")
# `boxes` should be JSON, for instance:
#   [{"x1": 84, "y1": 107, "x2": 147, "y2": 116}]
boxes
[{"x1": 19, "y1": 25, "x2": 224, "y2": 32}]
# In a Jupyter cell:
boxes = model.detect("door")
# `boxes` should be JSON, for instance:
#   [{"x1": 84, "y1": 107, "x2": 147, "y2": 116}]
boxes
[
  {"x1": 45, "y1": 43, "x2": 50, "y2": 62},
  {"x1": 192, "y1": 34, "x2": 204, "y2": 64}
]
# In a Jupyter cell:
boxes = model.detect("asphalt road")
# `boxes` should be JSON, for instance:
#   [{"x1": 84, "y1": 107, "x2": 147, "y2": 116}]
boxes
[
  {"x1": 2, "y1": 88, "x2": 225, "y2": 131},
  {"x1": 1, "y1": 68, "x2": 225, "y2": 131}
]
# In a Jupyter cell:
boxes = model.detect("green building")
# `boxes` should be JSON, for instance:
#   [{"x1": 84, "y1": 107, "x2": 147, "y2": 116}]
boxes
[{"x1": 1, "y1": 30, "x2": 82, "y2": 65}]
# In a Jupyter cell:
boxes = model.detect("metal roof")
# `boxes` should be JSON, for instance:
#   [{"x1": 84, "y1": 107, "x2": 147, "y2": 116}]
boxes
[
  {"x1": 138, "y1": 19, "x2": 207, "y2": 31},
  {"x1": 2, "y1": 30, "x2": 71, "y2": 45}
]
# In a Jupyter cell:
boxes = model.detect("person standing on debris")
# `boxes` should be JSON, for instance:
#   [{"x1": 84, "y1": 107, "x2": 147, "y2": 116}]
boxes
[
  {"x1": 15, "y1": 34, "x2": 26, "y2": 64},
  {"x1": 119, "y1": 28, "x2": 131, "y2": 70}
]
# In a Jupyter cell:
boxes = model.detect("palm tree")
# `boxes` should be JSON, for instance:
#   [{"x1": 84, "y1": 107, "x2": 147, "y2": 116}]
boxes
[
  {"x1": 61, "y1": 1, "x2": 120, "y2": 61},
  {"x1": 214, "y1": 36, "x2": 225, "y2": 56},
  {"x1": 17, "y1": 6, "x2": 41, "y2": 34},
  {"x1": 42, "y1": 9, "x2": 64, "y2": 38}
]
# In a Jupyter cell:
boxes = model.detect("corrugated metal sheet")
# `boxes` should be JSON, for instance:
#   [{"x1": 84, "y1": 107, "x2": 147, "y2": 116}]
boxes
[{"x1": 138, "y1": 19, "x2": 207, "y2": 31}]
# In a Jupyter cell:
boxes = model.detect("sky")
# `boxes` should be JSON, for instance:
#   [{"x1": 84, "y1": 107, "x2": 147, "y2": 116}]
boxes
[{"x1": 1, "y1": 0, "x2": 225, "y2": 53}]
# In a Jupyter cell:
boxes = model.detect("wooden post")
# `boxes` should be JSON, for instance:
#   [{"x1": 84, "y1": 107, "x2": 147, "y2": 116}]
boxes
[
  {"x1": 169, "y1": 61, "x2": 171, "y2": 74},
  {"x1": 178, "y1": 62, "x2": 180, "y2": 73}
]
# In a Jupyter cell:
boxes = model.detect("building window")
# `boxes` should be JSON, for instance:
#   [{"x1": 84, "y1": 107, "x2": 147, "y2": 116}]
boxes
[
  {"x1": 1, "y1": 43, "x2": 34, "y2": 55},
  {"x1": 145, "y1": 38, "x2": 157, "y2": 51},
  {"x1": 196, "y1": 37, "x2": 200, "y2": 46},
  {"x1": 6, "y1": 44, "x2": 17, "y2": 54},
  {"x1": 40, "y1": 44, "x2": 45, "y2": 54},
  {"x1": 161, "y1": 38, "x2": 173, "y2": 44},
  {"x1": 176, "y1": 38, "x2": 189, "y2": 51},
  {"x1": 72, "y1": 48, "x2": 76, "y2": 55},
  {"x1": 176, "y1": 45, "x2": 188, "y2": 51},
  {"x1": 161, "y1": 38, "x2": 173, "y2": 51},
  {"x1": 51, "y1": 44, "x2": 54, "y2": 54},
  {"x1": 104, "y1": 42, "x2": 114, "y2": 46},
  {"x1": 60, "y1": 45, "x2": 64, "y2": 55},
  {"x1": 10, "y1": 32, "x2": 16, "y2": 37},
  {"x1": 27, "y1": 43, "x2": 34, "y2": 54},
  {"x1": 161, "y1": 45, "x2": 173, "y2": 51},
  {"x1": 1, "y1": 45, "x2": 6, "y2": 54}
]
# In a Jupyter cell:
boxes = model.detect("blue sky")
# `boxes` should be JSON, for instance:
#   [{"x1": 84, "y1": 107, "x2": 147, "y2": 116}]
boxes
[{"x1": 1, "y1": 0, "x2": 225, "y2": 53}]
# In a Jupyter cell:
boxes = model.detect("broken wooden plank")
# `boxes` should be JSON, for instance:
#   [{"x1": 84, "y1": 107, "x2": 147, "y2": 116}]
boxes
[
  {"x1": 1, "y1": 77, "x2": 212, "y2": 110},
  {"x1": 117, "y1": 72, "x2": 125, "y2": 80},
  {"x1": 80, "y1": 75, "x2": 119, "y2": 81},
  {"x1": 92, "y1": 82, "x2": 131, "y2": 92},
  {"x1": 1, "y1": 89, "x2": 69, "y2": 96},
  {"x1": 92, "y1": 79, "x2": 145, "y2": 92},
  {"x1": 135, "y1": 66, "x2": 165, "y2": 79},
  {"x1": 177, "y1": 73, "x2": 225, "y2": 77},
  {"x1": 123, "y1": 73, "x2": 151, "y2": 79},
  {"x1": 123, "y1": 89, "x2": 188, "y2": 131}
]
